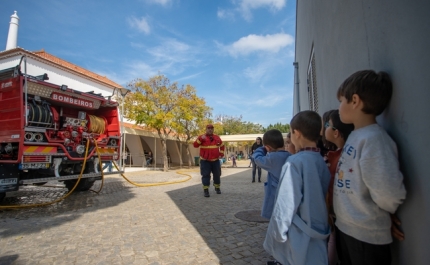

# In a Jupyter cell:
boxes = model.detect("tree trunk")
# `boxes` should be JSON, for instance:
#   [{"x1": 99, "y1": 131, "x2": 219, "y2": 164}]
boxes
[
  {"x1": 179, "y1": 142, "x2": 183, "y2": 168},
  {"x1": 160, "y1": 138, "x2": 168, "y2": 172},
  {"x1": 186, "y1": 144, "x2": 192, "y2": 168}
]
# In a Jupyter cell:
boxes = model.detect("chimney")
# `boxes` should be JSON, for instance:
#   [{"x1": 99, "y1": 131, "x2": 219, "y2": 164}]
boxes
[{"x1": 5, "y1": 11, "x2": 19, "y2": 50}]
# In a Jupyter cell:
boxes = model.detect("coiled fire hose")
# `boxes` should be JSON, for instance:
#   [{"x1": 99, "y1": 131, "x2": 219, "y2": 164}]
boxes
[
  {"x1": 113, "y1": 161, "x2": 192, "y2": 187},
  {"x1": 88, "y1": 115, "x2": 106, "y2": 134}
]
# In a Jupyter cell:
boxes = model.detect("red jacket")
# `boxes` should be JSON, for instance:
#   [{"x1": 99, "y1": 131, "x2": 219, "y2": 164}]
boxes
[{"x1": 193, "y1": 134, "x2": 225, "y2": 161}]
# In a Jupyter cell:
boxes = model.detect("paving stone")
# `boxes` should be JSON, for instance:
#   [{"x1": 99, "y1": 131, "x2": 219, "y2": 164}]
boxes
[{"x1": 0, "y1": 167, "x2": 276, "y2": 264}]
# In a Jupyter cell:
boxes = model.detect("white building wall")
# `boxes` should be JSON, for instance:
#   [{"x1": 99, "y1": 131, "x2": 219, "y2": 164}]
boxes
[
  {"x1": 294, "y1": 0, "x2": 430, "y2": 264},
  {"x1": 0, "y1": 55, "x2": 114, "y2": 97}
]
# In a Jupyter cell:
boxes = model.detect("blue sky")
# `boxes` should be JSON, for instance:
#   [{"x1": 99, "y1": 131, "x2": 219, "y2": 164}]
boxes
[{"x1": 0, "y1": 0, "x2": 296, "y2": 127}]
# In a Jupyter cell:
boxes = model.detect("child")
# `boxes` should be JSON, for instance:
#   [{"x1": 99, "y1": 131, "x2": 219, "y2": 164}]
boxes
[
  {"x1": 323, "y1": 109, "x2": 354, "y2": 265},
  {"x1": 102, "y1": 161, "x2": 113, "y2": 172},
  {"x1": 264, "y1": 111, "x2": 331, "y2": 265},
  {"x1": 231, "y1": 154, "x2": 237, "y2": 167},
  {"x1": 252, "y1": 129, "x2": 291, "y2": 220},
  {"x1": 321, "y1": 110, "x2": 337, "y2": 157},
  {"x1": 334, "y1": 70, "x2": 406, "y2": 265},
  {"x1": 284, "y1": 132, "x2": 296, "y2": 154}
]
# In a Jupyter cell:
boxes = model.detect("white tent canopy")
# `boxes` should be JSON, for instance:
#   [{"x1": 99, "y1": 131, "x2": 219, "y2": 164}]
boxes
[{"x1": 219, "y1": 133, "x2": 288, "y2": 142}]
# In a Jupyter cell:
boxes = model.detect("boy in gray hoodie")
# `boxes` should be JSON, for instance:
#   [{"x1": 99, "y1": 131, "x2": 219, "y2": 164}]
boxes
[{"x1": 334, "y1": 70, "x2": 406, "y2": 265}]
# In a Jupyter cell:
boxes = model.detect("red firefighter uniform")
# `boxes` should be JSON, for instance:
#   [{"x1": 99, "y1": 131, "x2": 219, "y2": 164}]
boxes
[{"x1": 193, "y1": 134, "x2": 225, "y2": 161}]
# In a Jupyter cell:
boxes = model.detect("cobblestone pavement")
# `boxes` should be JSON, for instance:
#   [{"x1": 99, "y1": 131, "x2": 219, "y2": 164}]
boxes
[{"x1": 0, "y1": 166, "x2": 273, "y2": 265}]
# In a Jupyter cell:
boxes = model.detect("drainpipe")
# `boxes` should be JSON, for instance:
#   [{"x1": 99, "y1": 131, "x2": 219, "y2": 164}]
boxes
[{"x1": 293, "y1": 62, "x2": 300, "y2": 113}]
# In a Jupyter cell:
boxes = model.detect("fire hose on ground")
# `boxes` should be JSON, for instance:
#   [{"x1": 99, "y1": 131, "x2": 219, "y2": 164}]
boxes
[{"x1": 0, "y1": 141, "x2": 194, "y2": 209}]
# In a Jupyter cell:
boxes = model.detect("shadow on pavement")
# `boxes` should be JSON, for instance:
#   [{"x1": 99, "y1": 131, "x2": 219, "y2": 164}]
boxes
[
  {"x1": 0, "y1": 177, "x2": 135, "y2": 238},
  {"x1": 166, "y1": 168, "x2": 274, "y2": 264},
  {"x1": 0, "y1": 254, "x2": 19, "y2": 265}
]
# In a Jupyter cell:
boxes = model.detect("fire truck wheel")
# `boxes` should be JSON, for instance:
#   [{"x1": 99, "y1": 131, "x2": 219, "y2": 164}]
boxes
[
  {"x1": 64, "y1": 179, "x2": 96, "y2": 192},
  {"x1": 0, "y1": 192, "x2": 5, "y2": 202}
]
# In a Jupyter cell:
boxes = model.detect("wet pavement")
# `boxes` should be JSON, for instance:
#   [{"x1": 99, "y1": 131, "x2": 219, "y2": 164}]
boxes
[{"x1": 0, "y1": 163, "x2": 273, "y2": 265}]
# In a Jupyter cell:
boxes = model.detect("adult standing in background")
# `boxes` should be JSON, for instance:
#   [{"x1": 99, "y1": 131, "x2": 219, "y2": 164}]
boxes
[
  {"x1": 250, "y1": 137, "x2": 263, "y2": 183},
  {"x1": 193, "y1": 124, "x2": 225, "y2": 197},
  {"x1": 146, "y1": 151, "x2": 153, "y2": 166}
]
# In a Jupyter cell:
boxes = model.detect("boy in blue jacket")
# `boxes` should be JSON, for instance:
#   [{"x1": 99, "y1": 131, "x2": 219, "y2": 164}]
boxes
[
  {"x1": 252, "y1": 129, "x2": 291, "y2": 220},
  {"x1": 264, "y1": 111, "x2": 331, "y2": 265}
]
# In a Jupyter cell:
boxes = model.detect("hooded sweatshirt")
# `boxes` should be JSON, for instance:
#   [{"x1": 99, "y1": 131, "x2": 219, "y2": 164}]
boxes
[{"x1": 333, "y1": 124, "x2": 407, "y2": 244}]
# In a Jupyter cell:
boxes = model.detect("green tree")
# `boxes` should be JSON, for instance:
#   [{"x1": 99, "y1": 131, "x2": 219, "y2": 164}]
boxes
[
  {"x1": 265, "y1": 122, "x2": 290, "y2": 133},
  {"x1": 212, "y1": 115, "x2": 264, "y2": 154},
  {"x1": 125, "y1": 74, "x2": 180, "y2": 172},
  {"x1": 214, "y1": 115, "x2": 264, "y2": 135},
  {"x1": 173, "y1": 84, "x2": 212, "y2": 167}
]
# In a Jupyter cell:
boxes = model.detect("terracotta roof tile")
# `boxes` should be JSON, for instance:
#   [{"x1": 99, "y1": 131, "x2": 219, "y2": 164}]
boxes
[
  {"x1": 0, "y1": 47, "x2": 123, "y2": 89},
  {"x1": 33, "y1": 49, "x2": 122, "y2": 88}
]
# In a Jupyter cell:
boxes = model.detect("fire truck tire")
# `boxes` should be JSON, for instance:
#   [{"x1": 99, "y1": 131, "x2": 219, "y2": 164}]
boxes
[
  {"x1": 64, "y1": 179, "x2": 96, "y2": 192},
  {"x1": 0, "y1": 192, "x2": 5, "y2": 202}
]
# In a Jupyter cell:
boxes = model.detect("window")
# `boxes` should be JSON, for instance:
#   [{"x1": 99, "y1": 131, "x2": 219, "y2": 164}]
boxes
[{"x1": 307, "y1": 49, "x2": 318, "y2": 112}]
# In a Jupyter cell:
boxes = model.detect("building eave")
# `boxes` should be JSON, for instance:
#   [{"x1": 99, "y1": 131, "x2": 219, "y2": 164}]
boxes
[{"x1": 0, "y1": 47, "x2": 124, "y2": 90}]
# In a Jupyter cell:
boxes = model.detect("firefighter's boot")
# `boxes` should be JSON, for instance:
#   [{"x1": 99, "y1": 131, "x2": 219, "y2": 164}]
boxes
[
  {"x1": 204, "y1": 189, "x2": 210, "y2": 197},
  {"x1": 215, "y1": 187, "x2": 221, "y2": 194},
  {"x1": 258, "y1": 177, "x2": 261, "y2": 183}
]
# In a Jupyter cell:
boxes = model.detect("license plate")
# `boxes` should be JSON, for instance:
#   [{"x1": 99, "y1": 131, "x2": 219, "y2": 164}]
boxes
[
  {"x1": 0, "y1": 178, "x2": 18, "y2": 185},
  {"x1": 20, "y1": 163, "x2": 50, "y2": 169}
]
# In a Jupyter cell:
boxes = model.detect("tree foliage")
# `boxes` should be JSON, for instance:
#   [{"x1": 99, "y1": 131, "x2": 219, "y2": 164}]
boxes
[
  {"x1": 124, "y1": 74, "x2": 210, "y2": 171},
  {"x1": 264, "y1": 122, "x2": 290, "y2": 133},
  {"x1": 173, "y1": 84, "x2": 212, "y2": 167},
  {"x1": 211, "y1": 115, "x2": 264, "y2": 150},
  {"x1": 214, "y1": 115, "x2": 264, "y2": 135}
]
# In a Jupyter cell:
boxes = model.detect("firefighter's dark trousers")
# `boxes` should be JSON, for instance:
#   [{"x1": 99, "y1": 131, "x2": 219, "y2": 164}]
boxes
[{"x1": 200, "y1": 160, "x2": 221, "y2": 189}]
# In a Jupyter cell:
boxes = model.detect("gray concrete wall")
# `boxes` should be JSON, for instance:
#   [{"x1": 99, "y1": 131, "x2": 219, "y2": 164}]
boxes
[{"x1": 294, "y1": 0, "x2": 430, "y2": 264}]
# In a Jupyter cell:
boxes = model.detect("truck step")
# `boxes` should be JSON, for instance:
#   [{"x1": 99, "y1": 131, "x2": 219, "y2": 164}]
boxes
[{"x1": 20, "y1": 171, "x2": 124, "y2": 184}]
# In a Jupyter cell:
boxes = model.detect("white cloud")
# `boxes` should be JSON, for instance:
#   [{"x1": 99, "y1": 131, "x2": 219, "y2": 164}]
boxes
[
  {"x1": 232, "y1": 0, "x2": 287, "y2": 21},
  {"x1": 127, "y1": 16, "x2": 151, "y2": 35},
  {"x1": 239, "y1": 0, "x2": 286, "y2": 11},
  {"x1": 175, "y1": 72, "x2": 205, "y2": 82},
  {"x1": 147, "y1": 39, "x2": 194, "y2": 65},
  {"x1": 243, "y1": 50, "x2": 293, "y2": 83},
  {"x1": 224, "y1": 33, "x2": 294, "y2": 57},
  {"x1": 243, "y1": 63, "x2": 271, "y2": 83},
  {"x1": 217, "y1": 8, "x2": 235, "y2": 20},
  {"x1": 120, "y1": 38, "x2": 204, "y2": 80},
  {"x1": 254, "y1": 91, "x2": 291, "y2": 107},
  {"x1": 214, "y1": 86, "x2": 290, "y2": 109},
  {"x1": 144, "y1": 0, "x2": 172, "y2": 6}
]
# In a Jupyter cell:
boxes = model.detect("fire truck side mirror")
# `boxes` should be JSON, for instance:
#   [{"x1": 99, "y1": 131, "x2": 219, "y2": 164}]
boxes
[{"x1": 35, "y1": 73, "x2": 49, "y2": 81}]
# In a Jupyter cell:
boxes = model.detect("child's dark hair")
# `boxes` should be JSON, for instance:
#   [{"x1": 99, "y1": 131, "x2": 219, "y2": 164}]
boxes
[
  {"x1": 337, "y1": 70, "x2": 392, "y2": 116},
  {"x1": 290, "y1": 110, "x2": 321, "y2": 142},
  {"x1": 329, "y1": 110, "x2": 354, "y2": 140},
  {"x1": 263, "y1": 129, "x2": 284, "y2": 149},
  {"x1": 322, "y1": 110, "x2": 337, "y2": 151}
]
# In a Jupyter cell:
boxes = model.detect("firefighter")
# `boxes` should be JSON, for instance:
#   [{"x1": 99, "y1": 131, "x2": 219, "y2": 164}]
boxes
[{"x1": 193, "y1": 124, "x2": 225, "y2": 197}]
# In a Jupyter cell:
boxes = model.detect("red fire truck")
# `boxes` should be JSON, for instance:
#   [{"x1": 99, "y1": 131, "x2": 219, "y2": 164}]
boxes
[{"x1": 0, "y1": 58, "x2": 123, "y2": 201}]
